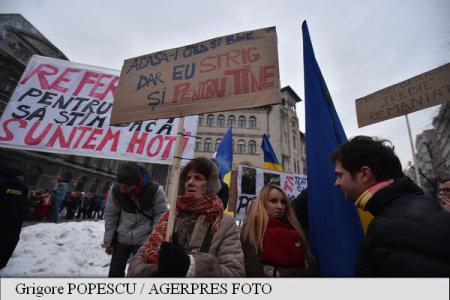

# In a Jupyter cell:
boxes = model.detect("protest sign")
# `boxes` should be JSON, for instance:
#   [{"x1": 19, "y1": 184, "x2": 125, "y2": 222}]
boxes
[
  {"x1": 110, "y1": 27, "x2": 281, "y2": 124},
  {"x1": 356, "y1": 63, "x2": 450, "y2": 127},
  {"x1": 235, "y1": 165, "x2": 307, "y2": 221},
  {"x1": 0, "y1": 55, "x2": 198, "y2": 164}
]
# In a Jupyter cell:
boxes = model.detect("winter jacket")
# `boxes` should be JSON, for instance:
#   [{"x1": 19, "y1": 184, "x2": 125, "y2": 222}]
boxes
[
  {"x1": 259, "y1": 217, "x2": 306, "y2": 268},
  {"x1": 103, "y1": 181, "x2": 167, "y2": 247},
  {"x1": 357, "y1": 177, "x2": 450, "y2": 276},
  {"x1": 0, "y1": 173, "x2": 28, "y2": 269},
  {"x1": 241, "y1": 218, "x2": 319, "y2": 277},
  {"x1": 127, "y1": 212, "x2": 245, "y2": 277}
]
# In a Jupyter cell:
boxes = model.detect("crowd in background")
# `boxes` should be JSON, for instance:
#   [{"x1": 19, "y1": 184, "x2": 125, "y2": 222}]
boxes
[{"x1": 23, "y1": 189, "x2": 107, "y2": 222}]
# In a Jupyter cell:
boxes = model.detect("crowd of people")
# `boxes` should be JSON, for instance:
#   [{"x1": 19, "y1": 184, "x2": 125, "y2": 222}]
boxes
[
  {"x1": 2, "y1": 136, "x2": 450, "y2": 276},
  {"x1": 23, "y1": 189, "x2": 107, "y2": 222}
]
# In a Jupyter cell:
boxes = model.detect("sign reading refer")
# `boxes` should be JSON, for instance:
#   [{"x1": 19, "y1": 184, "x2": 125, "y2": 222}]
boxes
[
  {"x1": 110, "y1": 27, "x2": 281, "y2": 125},
  {"x1": 355, "y1": 63, "x2": 450, "y2": 127},
  {"x1": 0, "y1": 56, "x2": 198, "y2": 164}
]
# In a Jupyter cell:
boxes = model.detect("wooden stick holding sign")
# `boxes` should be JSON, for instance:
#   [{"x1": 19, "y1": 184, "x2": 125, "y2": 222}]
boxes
[{"x1": 165, "y1": 117, "x2": 185, "y2": 242}]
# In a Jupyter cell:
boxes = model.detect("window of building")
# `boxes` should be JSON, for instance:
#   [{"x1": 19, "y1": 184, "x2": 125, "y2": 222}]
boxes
[
  {"x1": 195, "y1": 138, "x2": 202, "y2": 151},
  {"x1": 293, "y1": 134, "x2": 296, "y2": 149},
  {"x1": 237, "y1": 139, "x2": 246, "y2": 154},
  {"x1": 206, "y1": 114, "x2": 214, "y2": 126},
  {"x1": 96, "y1": 159, "x2": 104, "y2": 169},
  {"x1": 198, "y1": 114, "x2": 204, "y2": 126},
  {"x1": 228, "y1": 115, "x2": 235, "y2": 128},
  {"x1": 217, "y1": 115, "x2": 225, "y2": 127},
  {"x1": 249, "y1": 116, "x2": 256, "y2": 129},
  {"x1": 215, "y1": 138, "x2": 222, "y2": 151},
  {"x1": 204, "y1": 138, "x2": 213, "y2": 152},
  {"x1": 248, "y1": 140, "x2": 256, "y2": 154},
  {"x1": 238, "y1": 116, "x2": 246, "y2": 128}
]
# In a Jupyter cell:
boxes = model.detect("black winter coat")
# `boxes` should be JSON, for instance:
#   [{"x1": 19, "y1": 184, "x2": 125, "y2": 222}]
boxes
[
  {"x1": 357, "y1": 177, "x2": 450, "y2": 276},
  {"x1": 0, "y1": 174, "x2": 28, "y2": 269}
]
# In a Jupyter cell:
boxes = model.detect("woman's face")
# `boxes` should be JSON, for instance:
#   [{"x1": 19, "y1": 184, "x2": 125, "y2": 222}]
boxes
[
  {"x1": 264, "y1": 188, "x2": 287, "y2": 219},
  {"x1": 184, "y1": 170, "x2": 207, "y2": 196}
]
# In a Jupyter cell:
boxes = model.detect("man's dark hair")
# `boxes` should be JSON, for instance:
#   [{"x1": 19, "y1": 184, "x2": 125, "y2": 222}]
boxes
[
  {"x1": 331, "y1": 135, "x2": 404, "y2": 180},
  {"x1": 440, "y1": 178, "x2": 450, "y2": 184}
]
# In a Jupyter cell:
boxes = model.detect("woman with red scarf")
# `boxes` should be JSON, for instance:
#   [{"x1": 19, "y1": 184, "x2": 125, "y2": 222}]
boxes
[
  {"x1": 127, "y1": 157, "x2": 244, "y2": 277},
  {"x1": 241, "y1": 185, "x2": 318, "y2": 277}
]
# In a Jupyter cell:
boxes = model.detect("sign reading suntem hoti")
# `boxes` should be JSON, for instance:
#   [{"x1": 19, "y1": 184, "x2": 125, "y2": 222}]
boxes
[
  {"x1": 356, "y1": 63, "x2": 450, "y2": 127},
  {"x1": 110, "y1": 27, "x2": 281, "y2": 125}
]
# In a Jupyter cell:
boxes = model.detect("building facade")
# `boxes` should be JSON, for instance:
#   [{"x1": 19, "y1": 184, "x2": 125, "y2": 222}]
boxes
[
  {"x1": 432, "y1": 102, "x2": 450, "y2": 176},
  {"x1": 194, "y1": 86, "x2": 306, "y2": 174},
  {"x1": 410, "y1": 102, "x2": 450, "y2": 195},
  {"x1": 415, "y1": 129, "x2": 446, "y2": 195}
]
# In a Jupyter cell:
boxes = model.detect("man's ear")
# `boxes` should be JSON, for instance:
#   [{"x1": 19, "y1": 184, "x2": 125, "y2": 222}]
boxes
[{"x1": 359, "y1": 166, "x2": 374, "y2": 183}]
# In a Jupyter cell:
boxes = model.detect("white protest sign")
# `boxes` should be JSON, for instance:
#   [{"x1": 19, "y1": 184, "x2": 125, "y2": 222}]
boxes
[
  {"x1": 0, "y1": 55, "x2": 198, "y2": 164},
  {"x1": 235, "y1": 165, "x2": 307, "y2": 221}
]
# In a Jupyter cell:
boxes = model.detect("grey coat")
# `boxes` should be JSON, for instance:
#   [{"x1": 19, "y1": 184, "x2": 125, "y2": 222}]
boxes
[
  {"x1": 127, "y1": 213, "x2": 245, "y2": 277},
  {"x1": 103, "y1": 184, "x2": 167, "y2": 247}
]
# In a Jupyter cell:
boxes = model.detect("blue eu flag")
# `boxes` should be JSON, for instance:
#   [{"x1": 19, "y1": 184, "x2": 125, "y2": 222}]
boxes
[{"x1": 303, "y1": 21, "x2": 363, "y2": 276}]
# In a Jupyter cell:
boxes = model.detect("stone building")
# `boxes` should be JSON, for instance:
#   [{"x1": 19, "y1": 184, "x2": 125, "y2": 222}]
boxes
[
  {"x1": 411, "y1": 102, "x2": 450, "y2": 195},
  {"x1": 415, "y1": 129, "x2": 447, "y2": 195},
  {"x1": 194, "y1": 86, "x2": 306, "y2": 174},
  {"x1": 432, "y1": 102, "x2": 450, "y2": 177},
  {"x1": 0, "y1": 14, "x2": 170, "y2": 194}
]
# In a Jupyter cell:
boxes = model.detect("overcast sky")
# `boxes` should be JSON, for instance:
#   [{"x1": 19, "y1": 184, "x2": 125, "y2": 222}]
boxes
[{"x1": 3, "y1": 0, "x2": 450, "y2": 168}]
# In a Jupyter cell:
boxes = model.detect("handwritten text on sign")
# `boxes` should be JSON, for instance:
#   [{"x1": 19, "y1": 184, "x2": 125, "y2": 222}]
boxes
[
  {"x1": 356, "y1": 63, "x2": 450, "y2": 127},
  {"x1": 0, "y1": 56, "x2": 198, "y2": 164},
  {"x1": 111, "y1": 27, "x2": 280, "y2": 124}
]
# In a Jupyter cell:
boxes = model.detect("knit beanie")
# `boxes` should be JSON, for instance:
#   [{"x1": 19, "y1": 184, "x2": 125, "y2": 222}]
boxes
[{"x1": 117, "y1": 162, "x2": 141, "y2": 185}]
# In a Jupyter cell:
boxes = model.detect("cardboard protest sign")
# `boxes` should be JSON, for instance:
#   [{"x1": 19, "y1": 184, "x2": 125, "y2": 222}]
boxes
[
  {"x1": 0, "y1": 55, "x2": 198, "y2": 164},
  {"x1": 356, "y1": 63, "x2": 450, "y2": 127},
  {"x1": 235, "y1": 165, "x2": 307, "y2": 221},
  {"x1": 110, "y1": 27, "x2": 281, "y2": 125}
]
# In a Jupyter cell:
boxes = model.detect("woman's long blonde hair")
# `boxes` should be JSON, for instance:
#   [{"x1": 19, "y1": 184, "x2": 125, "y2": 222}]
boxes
[{"x1": 241, "y1": 185, "x2": 314, "y2": 261}]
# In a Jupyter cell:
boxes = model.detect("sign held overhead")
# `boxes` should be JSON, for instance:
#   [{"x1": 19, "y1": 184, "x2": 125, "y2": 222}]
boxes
[
  {"x1": 355, "y1": 63, "x2": 450, "y2": 127},
  {"x1": 110, "y1": 27, "x2": 281, "y2": 125}
]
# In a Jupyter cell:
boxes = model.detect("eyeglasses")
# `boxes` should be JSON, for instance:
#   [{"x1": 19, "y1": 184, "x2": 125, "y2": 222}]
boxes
[{"x1": 439, "y1": 188, "x2": 450, "y2": 193}]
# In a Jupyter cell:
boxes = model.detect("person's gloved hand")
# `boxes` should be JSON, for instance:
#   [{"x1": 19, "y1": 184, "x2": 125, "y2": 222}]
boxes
[{"x1": 156, "y1": 241, "x2": 190, "y2": 277}]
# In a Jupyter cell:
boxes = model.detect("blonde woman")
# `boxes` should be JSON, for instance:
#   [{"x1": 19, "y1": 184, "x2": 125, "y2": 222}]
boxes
[{"x1": 241, "y1": 184, "x2": 318, "y2": 277}]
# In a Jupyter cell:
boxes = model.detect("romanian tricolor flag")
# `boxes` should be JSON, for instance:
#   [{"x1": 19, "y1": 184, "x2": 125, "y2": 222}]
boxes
[
  {"x1": 215, "y1": 127, "x2": 233, "y2": 186},
  {"x1": 261, "y1": 134, "x2": 283, "y2": 171}
]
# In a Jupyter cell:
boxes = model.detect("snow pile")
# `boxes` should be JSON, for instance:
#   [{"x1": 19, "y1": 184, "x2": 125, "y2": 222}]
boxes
[{"x1": 0, "y1": 221, "x2": 110, "y2": 277}]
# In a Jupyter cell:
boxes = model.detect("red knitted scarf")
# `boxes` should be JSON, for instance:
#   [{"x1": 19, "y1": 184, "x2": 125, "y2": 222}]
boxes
[{"x1": 141, "y1": 194, "x2": 223, "y2": 264}]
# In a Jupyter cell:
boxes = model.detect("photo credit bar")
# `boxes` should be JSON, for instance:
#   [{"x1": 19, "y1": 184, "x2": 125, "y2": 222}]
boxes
[{"x1": 0, "y1": 278, "x2": 448, "y2": 300}]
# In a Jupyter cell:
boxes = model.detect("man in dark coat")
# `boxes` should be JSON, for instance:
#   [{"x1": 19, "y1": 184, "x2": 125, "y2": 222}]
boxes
[
  {"x1": 331, "y1": 136, "x2": 450, "y2": 276},
  {"x1": 0, "y1": 150, "x2": 28, "y2": 269},
  {"x1": 103, "y1": 161, "x2": 167, "y2": 277}
]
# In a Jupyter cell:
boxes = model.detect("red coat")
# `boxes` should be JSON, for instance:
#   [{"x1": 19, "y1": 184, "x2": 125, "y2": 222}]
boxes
[{"x1": 259, "y1": 217, "x2": 305, "y2": 268}]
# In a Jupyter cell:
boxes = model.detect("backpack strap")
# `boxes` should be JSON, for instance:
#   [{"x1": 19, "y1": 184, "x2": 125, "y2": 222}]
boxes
[
  {"x1": 200, "y1": 226, "x2": 213, "y2": 253},
  {"x1": 134, "y1": 181, "x2": 160, "y2": 220}
]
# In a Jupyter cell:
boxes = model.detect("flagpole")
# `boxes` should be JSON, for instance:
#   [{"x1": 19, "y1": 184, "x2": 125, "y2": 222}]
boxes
[
  {"x1": 405, "y1": 114, "x2": 422, "y2": 188},
  {"x1": 165, "y1": 117, "x2": 185, "y2": 242}
]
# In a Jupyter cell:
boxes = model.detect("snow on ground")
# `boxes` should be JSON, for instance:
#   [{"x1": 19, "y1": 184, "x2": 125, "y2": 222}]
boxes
[{"x1": 0, "y1": 221, "x2": 110, "y2": 277}]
